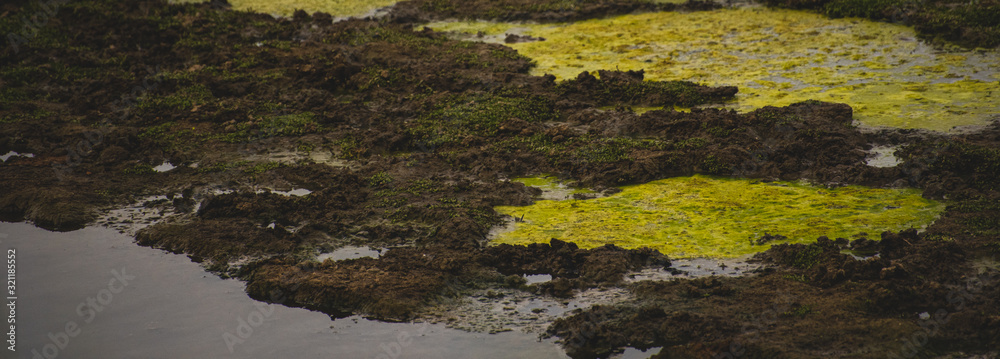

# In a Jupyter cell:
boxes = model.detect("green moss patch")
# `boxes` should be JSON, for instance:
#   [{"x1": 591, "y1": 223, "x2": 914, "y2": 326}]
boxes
[
  {"x1": 170, "y1": 0, "x2": 400, "y2": 18},
  {"x1": 426, "y1": 8, "x2": 1000, "y2": 132},
  {"x1": 493, "y1": 175, "x2": 945, "y2": 258}
]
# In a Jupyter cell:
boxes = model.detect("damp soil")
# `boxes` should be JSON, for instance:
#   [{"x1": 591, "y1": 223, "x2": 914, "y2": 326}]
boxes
[{"x1": 1, "y1": 0, "x2": 999, "y2": 358}]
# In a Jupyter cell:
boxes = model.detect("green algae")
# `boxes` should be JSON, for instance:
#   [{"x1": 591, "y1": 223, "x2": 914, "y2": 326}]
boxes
[
  {"x1": 493, "y1": 175, "x2": 945, "y2": 258},
  {"x1": 170, "y1": 0, "x2": 398, "y2": 18},
  {"x1": 426, "y1": 8, "x2": 1000, "y2": 132}
]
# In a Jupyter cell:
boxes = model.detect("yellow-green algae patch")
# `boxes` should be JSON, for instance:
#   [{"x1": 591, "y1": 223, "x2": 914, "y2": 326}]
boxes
[
  {"x1": 170, "y1": 0, "x2": 398, "y2": 18},
  {"x1": 493, "y1": 175, "x2": 945, "y2": 258},
  {"x1": 426, "y1": 8, "x2": 1000, "y2": 132}
]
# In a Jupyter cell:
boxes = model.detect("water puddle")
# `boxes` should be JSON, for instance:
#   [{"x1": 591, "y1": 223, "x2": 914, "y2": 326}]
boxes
[
  {"x1": 627, "y1": 256, "x2": 760, "y2": 281},
  {"x1": 865, "y1": 145, "x2": 901, "y2": 168},
  {"x1": 0, "y1": 151, "x2": 34, "y2": 162},
  {"x1": 841, "y1": 249, "x2": 880, "y2": 260},
  {"x1": 317, "y1": 245, "x2": 383, "y2": 262},
  {"x1": 257, "y1": 188, "x2": 312, "y2": 197},
  {"x1": 99, "y1": 195, "x2": 178, "y2": 235},
  {"x1": 426, "y1": 8, "x2": 1000, "y2": 132},
  {"x1": 153, "y1": 161, "x2": 177, "y2": 172},
  {"x1": 524, "y1": 274, "x2": 553, "y2": 284},
  {"x1": 511, "y1": 175, "x2": 598, "y2": 201},
  {"x1": 250, "y1": 149, "x2": 352, "y2": 168},
  {"x1": 613, "y1": 346, "x2": 663, "y2": 359},
  {"x1": 493, "y1": 175, "x2": 945, "y2": 258},
  {"x1": 422, "y1": 287, "x2": 629, "y2": 335},
  {"x1": 0, "y1": 222, "x2": 569, "y2": 358}
]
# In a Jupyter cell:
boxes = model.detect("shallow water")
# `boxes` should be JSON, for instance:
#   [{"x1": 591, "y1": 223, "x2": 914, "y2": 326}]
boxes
[
  {"x1": 421, "y1": 286, "x2": 630, "y2": 336},
  {"x1": 865, "y1": 145, "x2": 902, "y2": 168},
  {"x1": 0, "y1": 222, "x2": 567, "y2": 358},
  {"x1": 152, "y1": 162, "x2": 176, "y2": 173},
  {"x1": 626, "y1": 257, "x2": 760, "y2": 281},
  {"x1": 0, "y1": 151, "x2": 34, "y2": 162},
  {"x1": 511, "y1": 175, "x2": 597, "y2": 201},
  {"x1": 427, "y1": 7, "x2": 1000, "y2": 132},
  {"x1": 317, "y1": 245, "x2": 383, "y2": 261}
]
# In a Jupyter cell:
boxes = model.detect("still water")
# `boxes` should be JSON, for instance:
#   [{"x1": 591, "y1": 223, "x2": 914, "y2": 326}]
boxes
[{"x1": 0, "y1": 222, "x2": 567, "y2": 359}]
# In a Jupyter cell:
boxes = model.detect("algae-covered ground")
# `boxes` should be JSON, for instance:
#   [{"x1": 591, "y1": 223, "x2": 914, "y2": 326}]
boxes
[
  {"x1": 427, "y1": 8, "x2": 1000, "y2": 131},
  {"x1": 496, "y1": 175, "x2": 945, "y2": 258},
  {"x1": 2, "y1": 0, "x2": 1000, "y2": 358},
  {"x1": 171, "y1": 0, "x2": 400, "y2": 18}
]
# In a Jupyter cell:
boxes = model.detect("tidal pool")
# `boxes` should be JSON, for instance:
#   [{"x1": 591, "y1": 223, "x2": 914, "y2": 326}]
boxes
[
  {"x1": 426, "y1": 8, "x2": 1000, "y2": 132},
  {"x1": 511, "y1": 174, "x2": 596, "y2": 200},
  {"x1": 170, "y1": 0, "x2": 398, "y2": 18},
  {"x1": 493, "y1": 175, "x2": 945, "y2": 258}
]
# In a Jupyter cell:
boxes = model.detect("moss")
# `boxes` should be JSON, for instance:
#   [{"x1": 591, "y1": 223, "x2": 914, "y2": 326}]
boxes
[
  {"x1": 767, "y1": 0, "x2": 1000, "y2": 48},
  {"x1": 123, "y1": 163, "x2": 156, "y2": 175},
  {"x1": 929, "y1": 143, "x2": 1000, "y2": 191},
  {"x1": 0, "y1": 108, "x2": 51, "y2": 124},
  {"x1": 259, "y1": 113, "x2": 318, "y2": 136},
  {"x1": 701, "y1": 154, "x2": 728, "y2": 174},
  {"x1": 783, "y1": 304, "x2": 815, "y2": 317},
  {"x1": 218, "y1": 113, "x2": 319, "y2": 143},
  {"x1": 339, "y1": 25, "x2": 444, "y2": 47},
  {"x1": 368, "y1": 171, "x2": 394, "y2": 188},
  {"x1": 788, "y1": 245, "x2": 824, "y2": 269},
  {"x1": 676, "y1": 137, "x2": 706, "y2": 149},
  {"x1": 139, "y1": 84, "x2": 214, "y2": 112},
  {"x1": 404, "y1": 179, "x2": 441, "y2": 195},
  {"x1": 412, "y1": 0, "x2": 670, "y2": 21},
  {"x1": 493, "y1": 175, "x2": 945, "y2": 258},
  {"x1": 409, "y1": 93, "x2": 557, "y2": 147},
  {"x1": 170, "y1": 0, "x2": 401, "y2": 17},
  {"x1": 243, "y1": 161, "x2": 281, "y2": 175},
  {"x1": 571, "y1": 137, "x2": 668, "y2": 163},
  {"x1": 358, "y1": 66, "x2": 401, "y2": 90},
  {"x1": 139, "y1": 122, "x2": 208, "y2": 151},
  {"x1": 426, "y1": 9, "x2": 1000, "y2": 132},
  {"x1": 558, "y1": 75, "x2": 730, "y2": 107},
  {"x1": 1, "y1": 63, "x2": 99, "y2": 86},
  {"x1": 335, "y1": 137, "x2": 366, "y2": 159},
  {"x1": 196, "y1": 160, "x2": 250, "y2": 174}
]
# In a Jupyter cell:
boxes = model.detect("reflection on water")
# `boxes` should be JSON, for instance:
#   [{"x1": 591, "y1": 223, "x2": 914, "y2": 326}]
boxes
[
  {"x1": 865, "y1": 145, "x2": 902, "y2": 168},
  {"x1": 317, "y1": 245, "x2": 383, "y2": 262},
  {"x1": 0, "y1": 151, "x2": 34, "y2": 162},
  {"x1": 0, "y1": 222, "x2": 567, "y2": 358}
]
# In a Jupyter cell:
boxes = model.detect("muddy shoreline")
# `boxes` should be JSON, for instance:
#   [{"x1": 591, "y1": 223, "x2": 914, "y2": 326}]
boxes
[{"x1": 2, "y1": 0, "x2": 999, "y2": 357}]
